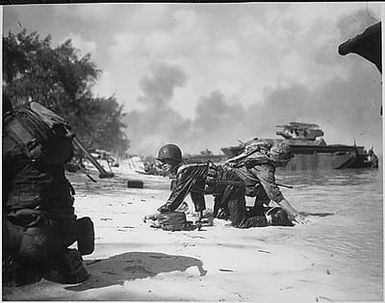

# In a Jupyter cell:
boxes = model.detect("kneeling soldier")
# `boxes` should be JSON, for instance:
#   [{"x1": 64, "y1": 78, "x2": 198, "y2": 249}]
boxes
[{"x1": 3, "y1": 97, "x2": 95, "y2": 286}]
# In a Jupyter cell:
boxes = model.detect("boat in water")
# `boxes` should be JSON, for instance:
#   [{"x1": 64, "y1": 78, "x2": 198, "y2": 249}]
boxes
[{"x1": 221, "y1": 122, "x2": 379, "y2": 170}]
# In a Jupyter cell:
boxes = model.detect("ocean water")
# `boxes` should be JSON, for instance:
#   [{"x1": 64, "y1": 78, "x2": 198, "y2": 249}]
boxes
[
  {"x1": 274, "y1": 166, "x2": 383, "y2": 299},
  {"x1": 69, "y1": 166, "x2": 383, "y2": 300}
]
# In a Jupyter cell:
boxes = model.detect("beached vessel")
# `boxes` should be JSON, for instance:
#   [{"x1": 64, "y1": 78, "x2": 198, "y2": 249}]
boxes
[{"x1": 221, "y1": 122, "x2": 379, "y2": 170}]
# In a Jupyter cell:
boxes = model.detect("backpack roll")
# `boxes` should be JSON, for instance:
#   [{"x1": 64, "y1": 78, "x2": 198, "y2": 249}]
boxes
[{"x1": 4, "y1": 103, "x2": 74, "y2": 166}]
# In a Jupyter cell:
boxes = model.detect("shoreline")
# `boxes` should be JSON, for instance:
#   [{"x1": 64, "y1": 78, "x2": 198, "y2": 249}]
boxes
[{"x1": 3, "y1": 170, "x2": 382, "y2": 302}]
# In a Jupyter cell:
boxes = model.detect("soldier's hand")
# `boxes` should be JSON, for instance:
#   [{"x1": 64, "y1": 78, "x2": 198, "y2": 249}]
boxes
[
  {"x1": 192, "y1": 211, "x2": 203, "y2": 224},
  {"x1": 144, "y1": 211, "x2": 161, "y2": 222},
  {"x1": 293, "y1": 213, "x2": 309, "y2": 224}
]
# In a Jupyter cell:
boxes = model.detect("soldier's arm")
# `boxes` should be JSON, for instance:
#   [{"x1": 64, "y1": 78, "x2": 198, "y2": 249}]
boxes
[
  {"x1": 251, "y1": 164, "x2": 307, "y2": 224},
  {"x1": 276, "y1": 199, "x2": 307, "y2": 224},
  {"x1": 157, "y1": 166, "x2": 197, "y2": 213}
]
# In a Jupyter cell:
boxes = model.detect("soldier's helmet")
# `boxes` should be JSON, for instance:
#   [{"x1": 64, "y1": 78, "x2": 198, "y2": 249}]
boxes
[
  {"x1": 269, "y1": 142, "x2": 292, "y2": 164},
  {"x1": 157, "y1": 144, "x2": 183, "y2": 164}
]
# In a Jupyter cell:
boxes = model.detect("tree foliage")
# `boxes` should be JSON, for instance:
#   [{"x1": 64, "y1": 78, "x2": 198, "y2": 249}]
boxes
[{"x1": 3, "y1": 29, "x2": 129, "y2": 156}]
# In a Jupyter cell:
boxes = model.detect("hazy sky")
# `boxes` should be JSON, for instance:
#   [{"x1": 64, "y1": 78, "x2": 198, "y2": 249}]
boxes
[{"x1": 3, "y1": 3, "x2": 383, "y2": 156}]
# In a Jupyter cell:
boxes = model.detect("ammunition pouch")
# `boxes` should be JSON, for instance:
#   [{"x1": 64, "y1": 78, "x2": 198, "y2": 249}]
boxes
[{"x1": 206, "y1": 165, "x2": 245, "y2": 197}]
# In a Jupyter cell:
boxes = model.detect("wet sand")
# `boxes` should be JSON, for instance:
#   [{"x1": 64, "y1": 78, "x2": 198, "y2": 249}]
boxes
[{"x1": 2, "y1": 169, "x2": 377, "y2": 302}]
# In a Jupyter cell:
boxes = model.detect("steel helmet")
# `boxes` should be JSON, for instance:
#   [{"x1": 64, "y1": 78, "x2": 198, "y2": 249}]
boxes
[
  {"x1": 157, "y1": 144, "x2": 182, "y2": 164},
  {"x1": 269, "y1": 142, "x2": 292, "y2": 163}
]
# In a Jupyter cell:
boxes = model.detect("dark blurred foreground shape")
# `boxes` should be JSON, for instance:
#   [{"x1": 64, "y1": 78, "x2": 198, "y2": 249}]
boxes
[
  {"x1": 338, "y1": 21, "x2": 382, "y2": 115},
  {"x1": 3, "y1": 100, "x2": 95, "y2": 287},
  {"x1": 338, "y1": 22, "x2": 381, "y2": 73}
]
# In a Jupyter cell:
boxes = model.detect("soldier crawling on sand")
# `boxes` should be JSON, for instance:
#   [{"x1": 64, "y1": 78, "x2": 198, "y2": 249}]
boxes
[{"x1": 144, "y1": 142, "x2": 308, "y2": 230}]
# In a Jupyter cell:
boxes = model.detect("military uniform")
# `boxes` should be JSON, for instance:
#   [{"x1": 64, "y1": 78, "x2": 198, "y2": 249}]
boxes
[
  {"x1": 234, "y1": 164, "x2": 284, "y2": 209},
  {"x1": 152, "y1": 143, "x2": 293, "y2": 229},
  {"x1": 2, "y1": 102, "x2": 94, "y2": 286},
  {"x1": 213, "y1": 142, "x2": 294, "y2": 228},
  {"x1": 158, "y1": 163, "x2": 209, "y2": 213},
  {"x1": 157, "y1": 161, "x2": 291, "y2": 228}
]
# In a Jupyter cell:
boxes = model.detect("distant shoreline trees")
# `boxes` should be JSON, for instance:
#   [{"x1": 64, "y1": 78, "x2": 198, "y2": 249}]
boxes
[{"x1": 3, "y1": 29, "x2": 129, "y2": 157}]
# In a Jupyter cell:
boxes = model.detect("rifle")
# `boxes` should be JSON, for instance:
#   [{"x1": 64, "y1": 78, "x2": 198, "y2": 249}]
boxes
[
  {"x1": 73, "y1": 137, "x2": 114, "y2": 179},
  {"x1": 29, "y1": 101, "x2": 114, "y2": 179},
  {"x1": 206, "y1": 180, "x2": 293, "y2": 189}
]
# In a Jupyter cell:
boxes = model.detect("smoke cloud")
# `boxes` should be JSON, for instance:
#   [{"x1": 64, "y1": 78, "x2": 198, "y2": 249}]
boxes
[{"x1": 123, "y1": 11, "x2": 382, "y2": 157}]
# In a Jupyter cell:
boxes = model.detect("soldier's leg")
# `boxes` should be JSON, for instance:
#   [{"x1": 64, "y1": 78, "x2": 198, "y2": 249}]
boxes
[
  {"x1": 228, "y1": 199, "x2": 269, "y2": 228},
  {"x1": 213, "y1": 194, "x2": 222, "y2": 217},
  {"x1": 3, "y1": 217, "x2": 23, "y2": 258},
  {"x1": 43, "y1": 249, "x2": 90, "y2": 284},
  {"x1": 227, "y1": 193, "x2": 248, "y2": 227},
  {"x1": 247, "y1": 185, "x2": 270, "y2": 216},
  {"x1": 226, "y1": 186, "x2": 269, "y2": 228},
  {"x1": 6, "y1": 218, "x2": 93, "y2": 285},
  {"x1": 17, "y1": 222, "x2": 54, "y2": 262},
  {"x1": 2, "y1": 219, "x2": 53, "y2": 286},
  {"x1": 213, "y1": 194, "x2": 230, "y2": 220},
  {"x1": 35, "y1": 217, "x2": 94, "y2": 283},
  {"x1": 56, "y1": 217, "x2": 95, "y2": 256},
  {"x1": 190, "y1": 179, "x2": 206, "y2": 213}
]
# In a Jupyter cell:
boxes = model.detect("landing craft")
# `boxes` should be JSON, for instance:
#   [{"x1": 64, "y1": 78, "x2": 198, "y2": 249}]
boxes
[{"x1": 221, "y1": 122, "x2": 379, "y2": 170}]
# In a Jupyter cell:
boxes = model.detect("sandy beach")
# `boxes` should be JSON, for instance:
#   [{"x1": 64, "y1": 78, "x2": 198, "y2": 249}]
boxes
[{"x1": 2, "y1": 168, "x2": 381, "y2": 302}]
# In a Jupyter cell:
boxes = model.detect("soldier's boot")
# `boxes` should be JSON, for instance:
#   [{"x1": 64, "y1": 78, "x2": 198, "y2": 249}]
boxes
[
  {"x1": 265, "y1": 207, "x2": 294, "y2": 227},
  {"x1": 76, "y1": 217, "x2": 95, "y2": 256},
  {"x1": 43, "y1": 249, "x2": 90, "y2": 284}
]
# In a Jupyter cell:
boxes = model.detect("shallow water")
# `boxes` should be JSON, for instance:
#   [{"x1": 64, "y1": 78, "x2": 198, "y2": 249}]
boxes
[
  {"x1": 69, "y1": 166, "x2": 383, "y2": 300},
  {"x1": 275, "y1": 167, "x2": 383, "y2": 299}
]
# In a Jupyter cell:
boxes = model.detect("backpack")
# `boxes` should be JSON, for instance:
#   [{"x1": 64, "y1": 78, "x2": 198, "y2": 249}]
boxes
[
  {"x1": 155, "y1": 212, "x2": 192, "y2": 231},
  {"x1": 4, "y1": 102, "x2": 74, "y2": 165},
  {"x1": 225, "y1": 141, "x2": 271, "y2": 169}
]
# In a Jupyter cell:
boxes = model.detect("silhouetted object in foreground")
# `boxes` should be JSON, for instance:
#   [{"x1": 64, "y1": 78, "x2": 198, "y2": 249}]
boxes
[
  {"x1": 338, "y1": 22, "x2": 381, "y2": 73},
  {"x1": 338, "y1": 22, "x2": 382, "y2": 115},
  {"x1": 3, "y1": 99, "x2": 94, "y2": 287}
]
